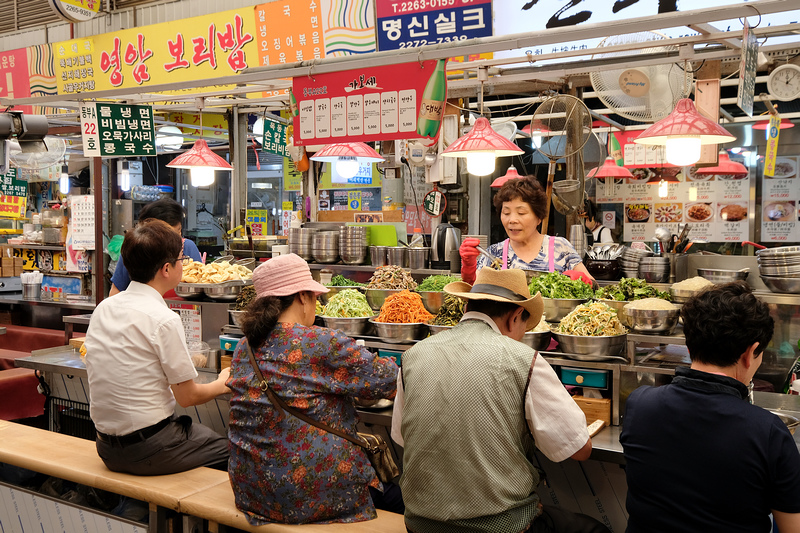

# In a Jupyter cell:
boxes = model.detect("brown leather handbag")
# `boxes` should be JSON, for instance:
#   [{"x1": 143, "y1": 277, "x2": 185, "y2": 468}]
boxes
[{"x1": 244, "y1": 341, "x2": 399, "y2": 483}]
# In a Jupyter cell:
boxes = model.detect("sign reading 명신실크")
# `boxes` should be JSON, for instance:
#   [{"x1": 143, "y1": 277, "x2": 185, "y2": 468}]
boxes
[{"x1": 80, "y1": 103, "x2": 156, "y2": 157}]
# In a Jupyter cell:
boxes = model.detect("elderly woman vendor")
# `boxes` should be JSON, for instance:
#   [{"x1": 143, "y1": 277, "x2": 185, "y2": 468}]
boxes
[
  {"x1": 226, "y1": 254, "x2": 402, "y2": 526},
  {"x1": 459, "y1": 176, "x2": 594, "y2": 285}
]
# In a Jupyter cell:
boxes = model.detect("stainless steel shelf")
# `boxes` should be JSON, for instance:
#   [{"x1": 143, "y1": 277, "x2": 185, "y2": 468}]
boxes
[{"x1": 8, "y1": 244, "x2": 66, "y2": 251}]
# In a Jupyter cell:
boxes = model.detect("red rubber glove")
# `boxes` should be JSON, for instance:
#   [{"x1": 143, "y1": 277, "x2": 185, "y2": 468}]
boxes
[
  {"x1": 563, "y1": 269, "x2": 593, "y2": 286},
  {"x1": 459, "y1": 238, "x2": 481, "y2": 285}
]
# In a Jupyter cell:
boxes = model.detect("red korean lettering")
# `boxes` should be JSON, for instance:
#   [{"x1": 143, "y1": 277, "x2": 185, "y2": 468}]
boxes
[
  {"x1": 99, "y1": 36, "x2": 123, "y2": 86},
  {"x1": 164, "y1": 33, "x2": 190, "y2": 71},
  {"x1": 123, "y1": 34, "x2": 153, "y2": 84},
  {"x1": 192, "y1": 24, "x2": 217, "y2": 68},
  {"x1": 216, "y1": 14, "x2": 253, "y2": 73}
]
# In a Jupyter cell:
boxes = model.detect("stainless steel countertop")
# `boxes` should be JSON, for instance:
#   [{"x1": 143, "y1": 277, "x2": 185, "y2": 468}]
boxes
[
  {"x1": 62, "y1": 313, "x2": 93, "y2": 325},
  {"x1": 0, "y1": 294, "x2": 96, "y2": 310}
]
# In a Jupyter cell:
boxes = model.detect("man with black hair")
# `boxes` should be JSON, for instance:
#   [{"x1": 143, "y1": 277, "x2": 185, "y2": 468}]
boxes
[
  {"x1": 583, "y1": 199, "x2": 614, "y2": 245},
  {"x1": 110, "y1": 198, "x2": 202, "y2": 295},
  {"x1": 621, "y1": 281, "x2": 800, "y2": 533},
  {"x1": 85, "y1": 220, "x2": 230, "y2": 475},
  {"x1": 392, "y1": 268, "x2": 607, "y2": 533}
]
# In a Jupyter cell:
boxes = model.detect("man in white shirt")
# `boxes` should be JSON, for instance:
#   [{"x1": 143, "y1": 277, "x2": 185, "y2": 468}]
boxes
[
  {"x1": 85, "y1": 220, "x2": 230, "y2": 475},
  {"x1": 392, "y1": 268, "x2": 608, "y2": 533}
]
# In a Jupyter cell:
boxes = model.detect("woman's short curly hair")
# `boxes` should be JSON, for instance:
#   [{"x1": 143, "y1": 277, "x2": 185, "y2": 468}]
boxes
[
  {"x1": 493, "y1": 177, "x2": 547, "y2": 220},
  {"x1": 680, "y1": 281, "x2": 773, "y2": 367}
]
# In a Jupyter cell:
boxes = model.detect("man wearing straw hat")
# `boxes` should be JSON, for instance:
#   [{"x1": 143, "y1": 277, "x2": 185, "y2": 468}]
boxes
[{"x1": 391, "y1": 268, "x2": 606, "y2": 533}]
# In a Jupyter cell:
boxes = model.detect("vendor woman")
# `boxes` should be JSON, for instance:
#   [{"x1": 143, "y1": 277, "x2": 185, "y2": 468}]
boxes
[{"x1": 459, "y1": 176, "x2": 593, "y2": 285}]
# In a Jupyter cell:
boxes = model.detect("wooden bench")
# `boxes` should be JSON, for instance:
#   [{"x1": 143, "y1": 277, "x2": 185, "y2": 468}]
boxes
[
  {"x1": 0, "y1": 420, "x2": 407, "y2": 533},
  {"x1": 0, "y1": 420, "x2": 225, "y2": 531}
]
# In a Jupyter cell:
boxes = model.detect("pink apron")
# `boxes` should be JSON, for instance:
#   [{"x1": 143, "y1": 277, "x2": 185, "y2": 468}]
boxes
[{"x1": 501, "y1": 237, "x2": 555, "y2": 272}]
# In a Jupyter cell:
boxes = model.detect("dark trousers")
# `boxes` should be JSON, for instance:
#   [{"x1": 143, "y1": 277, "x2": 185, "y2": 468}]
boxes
[
  {"x1": 525, "y1": 505, "x2": 611, "y2": 533},
  {"x1": 96, "y1": 415, "x2": 229, "y2": 476},
  {"x1": 370, "y1": 481, "x2": 405, "y2": 514}
]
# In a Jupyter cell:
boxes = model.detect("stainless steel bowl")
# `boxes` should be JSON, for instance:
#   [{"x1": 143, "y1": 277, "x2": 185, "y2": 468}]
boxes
[
  {"x1": 365, "y1": 289, "x2": 403, "y2": 311},
  {"x1": 427, "y1": 323, "x2": 454, "y2": 335},
  {"x1": 204, "y1": 284, "x2": 242, "y2": 301},
  {"x1": 622, "y1": 306, "x2": 681, "y2": 335},
  {"x1": 312, "y1": 251, "x2": 339, "y2": 264},
  {"x1": 175, "y1": 283, "x2": 204, "y2": 299},
  {"x1": 761, "y1": 275, "x2": 800, "y2": 294},
  {"x1": 639, "y1": 270, "x2": 670, "y2": 283},
  {"x1": 768, "y1": 410, "x2": 800, "y2": 435},
  {"x1": 551, "y1": 332, "x2": 627, "y2": 359},
  {"x1": 340, "y1": 252, "x2": 368, "y2": 265},
  {"x1": 522, "y1": 330, "x2": 552, "y2": 351},
  {"x1": 320, "y1": 286, "x2": 365, "y2": 305},
  {"x1": 670, "y1": 287, "x2": 701, "y2": 303},
  {"x1": 229, "y1": 309, "x2": 244, "y2": 327},
  {"x1": 369, "y1": 319, "x2": 428, "y2": 344},
  {"x1": 542, "y1": 298, "x2": 587, "y2": 322},
  {"x1": 758, "y1": 264, "x2": 800, "y2": 277},
  {"x1": 416, "y1": 291, "x2": 444, "y2": 314},
  {"x1": 697, "y1": 268, "x2": 749, "y2": 284},
  {"x1": 595, "y1": 299, "x2": 630, "y2": 326},
  {"x1": 322, "y1": 316, "x2": 374, "y2": 336}
]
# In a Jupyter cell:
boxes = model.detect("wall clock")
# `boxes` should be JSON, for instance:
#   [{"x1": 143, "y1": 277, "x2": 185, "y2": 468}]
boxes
[{"x1": 767, "y1": 63, "x2": 800, "y2": 102}]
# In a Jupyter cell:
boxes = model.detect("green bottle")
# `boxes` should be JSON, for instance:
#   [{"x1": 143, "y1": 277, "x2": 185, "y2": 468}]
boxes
[
  {"x1": 289, "y1": 89, "x2": 299, "y2": 117},
  {"x1": 416, "y1": 59, "x2": 447, "y2": 138},
  {"x1": 609, "y1": 132, "x2": 624, "y2": 166}
]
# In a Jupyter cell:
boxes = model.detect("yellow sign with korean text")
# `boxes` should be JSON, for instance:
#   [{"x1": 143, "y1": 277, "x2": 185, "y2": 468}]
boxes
[
  {"x1": 764, "y1": 114, "x2": 781, "y2": 177},
  {"x1": 53, "y1": 8, "x2": 258, "y2": 96},
  {"x1": 168, "y1": 112, "x2": 229, "y2": 141},
  {"x1": 347, "y1": 191, "x2": 362, "y2": 210},
  {"x1": 284, "y1": 161, "x2": 303, "y2": 192}
]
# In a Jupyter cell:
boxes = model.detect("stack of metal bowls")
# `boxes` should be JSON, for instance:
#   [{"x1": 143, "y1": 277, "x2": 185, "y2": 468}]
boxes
[
  {"x1": 757, "y1": 246, "x2": 800, "y2": 293},
  {"x1": 697, "y1": 268, "x2": 749, "y2": 285},
  {"x1": 312, "y1": 231, "x2": 340, "y2": 263},
  {"x1": 288, "y1": 227, "x2": 317, "y2": 260},
  {"x1": 619, "y1": 248, "x2": 654, "y2": 278},
  {"x1": 638, "y1": 256, "x2": 670, "y2": 283},
  {"x1": 339, "y1": 226, "x2": 368, "y2": 265}
]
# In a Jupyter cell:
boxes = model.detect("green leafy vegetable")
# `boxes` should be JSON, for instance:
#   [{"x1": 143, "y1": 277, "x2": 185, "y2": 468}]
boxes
[
  {"x1": 594, "y1": 277, "x2": 672, "y2": 302},
  {"x1": 322, "y1": 289, "x2": 374, "y2": 318},
  {"x1": 528, "y1": 272, "x2": 594, "y2": 299},
  {"x1": 325, "y1": 275, "x2": 364, "y2": 287},
  {"x1": 416, "y1": 275, "x2": 462, "y2": 292},
  {"x1": 430, "y1": 294, "x2": 466, "y2": 326}
]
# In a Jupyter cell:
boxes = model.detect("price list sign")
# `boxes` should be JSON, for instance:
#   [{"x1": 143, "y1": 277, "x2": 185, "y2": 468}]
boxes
[
  {"x1": 0, "y1": 168, "x2": 28, "y2": 219},
  {"x1": 80, "y1": 102, "x2": 156, "y2": 157},
  {"x1": 168, "y1": 302, "x2": 203, "y2": 344},
  {"x1": 69, "y1": 195, "x2": 96, "y2": 250},
  {"x1": 761, "y1": 156, "x2": 800, "y2": 242}
]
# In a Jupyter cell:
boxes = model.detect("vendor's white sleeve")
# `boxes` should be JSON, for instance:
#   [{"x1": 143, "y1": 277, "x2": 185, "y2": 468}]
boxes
[{"x1": 525, "y1": 356, "x2": 589, "y2": 462}]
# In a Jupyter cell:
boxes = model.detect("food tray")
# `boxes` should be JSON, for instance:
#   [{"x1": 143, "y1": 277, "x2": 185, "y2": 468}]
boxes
[{"x1": 177, "y1": 279, "x2": 252, "y2": 289}]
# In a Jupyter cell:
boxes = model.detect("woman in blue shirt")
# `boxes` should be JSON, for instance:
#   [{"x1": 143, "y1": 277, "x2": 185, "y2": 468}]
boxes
[{"x1": 110, "y1": 198, "x2": 202, "y2": 295}]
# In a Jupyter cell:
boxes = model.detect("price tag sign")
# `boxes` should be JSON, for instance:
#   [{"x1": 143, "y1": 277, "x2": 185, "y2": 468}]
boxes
[
  {"x1": 423, "y1": 189, "x2": 447, "y2": 216},
  {"x1": 348, "y1": 191, "x2": 362, "y2": 210},
  {"x1": 764, "y1": 114, "x2": 781, "y2": 177}
]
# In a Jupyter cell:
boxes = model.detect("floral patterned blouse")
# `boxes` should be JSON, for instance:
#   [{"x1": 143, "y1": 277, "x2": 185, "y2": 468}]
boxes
[
  {"x1": 477, "y1": 236, "x2": 582, "y2": 273},
  {"x1": 227, "y1": 323, "x2": 399, "y2": 526}
]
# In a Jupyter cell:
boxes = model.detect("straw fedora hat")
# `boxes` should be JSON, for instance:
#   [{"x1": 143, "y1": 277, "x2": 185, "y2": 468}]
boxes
[{"x1": 444, "y1": 268, "x2": 544, "y2": 329}]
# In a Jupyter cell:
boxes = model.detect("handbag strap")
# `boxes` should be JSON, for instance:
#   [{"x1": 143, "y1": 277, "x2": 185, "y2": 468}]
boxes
[{"x1": 243, "y1": 339, "x2": 367, "y2": 450}]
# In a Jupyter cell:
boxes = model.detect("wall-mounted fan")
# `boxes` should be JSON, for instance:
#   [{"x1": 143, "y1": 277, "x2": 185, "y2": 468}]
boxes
[
  {"x1": 8, "y1": 136, "x2": 67, "y2": 170},
  {"x1": 590, "y1": 32, "x2": 692, "y2": 123}
]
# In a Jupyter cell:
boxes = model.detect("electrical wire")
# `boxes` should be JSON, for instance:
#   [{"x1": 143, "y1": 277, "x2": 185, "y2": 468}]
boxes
[{"x1": 400, "y1": 156, "x2": 426, "y2": 232}]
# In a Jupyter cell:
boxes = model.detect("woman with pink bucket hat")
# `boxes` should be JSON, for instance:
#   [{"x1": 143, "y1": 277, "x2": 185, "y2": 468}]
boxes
[{"x1": 226, "y1": 253, "x2": 403, "y2": 525}]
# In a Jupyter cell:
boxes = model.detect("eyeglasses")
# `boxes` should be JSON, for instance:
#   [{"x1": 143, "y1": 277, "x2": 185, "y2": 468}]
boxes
[{"x1": 175, "y1": 255, "x2": 193, "y2": 266}]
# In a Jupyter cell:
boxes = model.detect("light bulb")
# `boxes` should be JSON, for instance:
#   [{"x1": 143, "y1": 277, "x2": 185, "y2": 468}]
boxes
[
  {"x1": 155, "y1": 126, "x2": 184, "y2": 151},
  {"x1": 665, "y1": 137, "x2": 701, "y2": 166},
  {"x1": 465, "y1": 152, "x2": 496, "y2": 176},
  {"x1": 60, "y1": 165, "x2": 70, "y2": 194},
  {"x1": 531, "y1": 135, "x2": 543, "y2": 149},
  {"x1": 335, "y1": 156, "x2": 360, "y2": 180},
  {"x1": 119, "y1": 161, "x2": 131, "y2": 192},
  {"x1": 688, "y1": 186, "x2": 697, "y2": 202},
  {"x1": 658, "y1": 179, "x2": 669, "y2": 199},
  {"x1": 191, "y1": 167, "x2": 216, "y2": 187}
]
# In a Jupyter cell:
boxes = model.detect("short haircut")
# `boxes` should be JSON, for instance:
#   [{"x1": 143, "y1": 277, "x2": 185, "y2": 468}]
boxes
[
  {"x1": 465, "y1": 299, "x2": 531, "y2": 325},
  {"x1": 681, "y1": 281, "x2": 773, "y2": 367},
  {"x1": 493, "y1": 177, "x2": 547, "y2": 220},
  {"x1": 138, "y1": 198, "x2": 186, "y2": 229},
  {"x1": 584, "y1": 199, "x2": 599, "y2": 222},
  {"x1": 121, "y1": 219, "x2": 182, "y2": 283}
]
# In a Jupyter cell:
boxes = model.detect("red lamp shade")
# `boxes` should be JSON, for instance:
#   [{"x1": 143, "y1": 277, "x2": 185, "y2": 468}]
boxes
[
  {"x1": 634, "y1": 99, "x2": 736, "y2": 146},
  {"x1": 695, "y1": 151, "x2": 748, "y2": 176},
  {"x1": 524, "y1": 119, "x2": 551, "y2": 136},
  {"x1": 491, "y1": 165, "x2": 524, "y2": 188},
  {"x1": 309, "y1": 142, "x2": 384, "y2": 163},
  {"x1": 166, "y1": 139, "x2": 232, "y2": 170},
  {"x1": 442, "y1": 117, "x2": 524, "y2": 157},
  {"x1": 587, "y1": 157, "x2": 633, "y2": 179},
  {"x1": 752, "y1": 119, "x2": 795, "y2": 130}
]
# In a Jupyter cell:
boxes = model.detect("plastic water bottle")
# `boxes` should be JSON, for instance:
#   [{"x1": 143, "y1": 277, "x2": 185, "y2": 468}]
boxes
[{"x1": 410, "y1": 228, "x2": 424, "y2": 247}]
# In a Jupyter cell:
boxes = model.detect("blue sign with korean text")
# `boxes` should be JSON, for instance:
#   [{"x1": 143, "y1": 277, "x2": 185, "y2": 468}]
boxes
[{"x1": 376, "y1": 0, "x2": 493, "y2": 51}]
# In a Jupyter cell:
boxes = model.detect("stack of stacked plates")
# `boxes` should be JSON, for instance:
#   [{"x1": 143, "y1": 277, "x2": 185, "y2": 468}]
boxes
[
  {"x1": 619, "y1": 248, "x2": 654, "y2": 278},
  {"x1": 288, "y1": 227, "x2": 317, "y2": 260},
  {"x1": 339, "y1": 226, "x2": 368, "y2": 265},
  {"x1": 638, "y1": 256, "x2": 670, "y2": 283},
  {"x1": 757, "y1": 246, "x2": 800, "y2": 293},
  {"x1": 312, "y1": 231, "x2": 340, "y2": 263}
]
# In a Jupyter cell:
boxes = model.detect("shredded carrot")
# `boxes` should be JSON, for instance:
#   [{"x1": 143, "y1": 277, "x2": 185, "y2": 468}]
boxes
[{"x1": 376, "y1": 290, "x2": 434, "y2": 324}]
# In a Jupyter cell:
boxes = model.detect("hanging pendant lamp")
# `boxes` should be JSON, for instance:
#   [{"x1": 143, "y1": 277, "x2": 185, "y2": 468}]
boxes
[
  {"x1": 633, "y1": 98, "x2": 736, "y2": 167},
  {"x1": 694, "y1": 151, "x2": 748, "y2": 176},
  {"x1": 752, "y1": 119, "x2": 794, "y2": 130},
  {"x1": 442, "y1": 117, "x2": 524, "y2": 176},
  {"x1": 310, "y1": 142, "x2": 384, "y2": 180},
  {"x1": 491, "y1": 165, "x2": 524, "y2": 188},
  {"x1": 166, "y1": 139, "x2": 232, "y2": 187},
  {"x1": 587, "y1": 157, "x2": 634, "y2": 179}
]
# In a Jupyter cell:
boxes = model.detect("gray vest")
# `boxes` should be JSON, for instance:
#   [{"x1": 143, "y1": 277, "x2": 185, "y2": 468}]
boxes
[{"x1": 400, "y1": 319, "x2": 541, "y2": 533}]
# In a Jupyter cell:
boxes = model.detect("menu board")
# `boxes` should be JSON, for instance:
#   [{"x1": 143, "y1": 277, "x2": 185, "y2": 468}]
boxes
[
  {"x1": 595, "y1": 167, "x2": 751, "y2": 243},
  {"x1": 761, "y1": 156, "x2": 800, "y2": 242}
]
